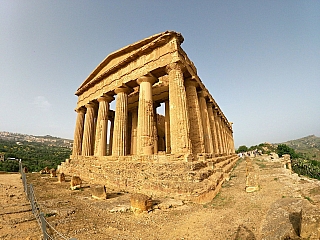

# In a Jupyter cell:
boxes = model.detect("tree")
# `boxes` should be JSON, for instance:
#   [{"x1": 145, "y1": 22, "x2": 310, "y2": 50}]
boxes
[
  {"x1": 276, "y1": 144, "x2": 298, "y2": 158},
  {"x1": 236, "y1": 145, "x2": 248, "y2": 153}
]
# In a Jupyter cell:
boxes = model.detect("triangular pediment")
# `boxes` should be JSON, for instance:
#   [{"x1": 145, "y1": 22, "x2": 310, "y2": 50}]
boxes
[{"x1": 76, "y1": 31, "x2": 183, "y2": 96}]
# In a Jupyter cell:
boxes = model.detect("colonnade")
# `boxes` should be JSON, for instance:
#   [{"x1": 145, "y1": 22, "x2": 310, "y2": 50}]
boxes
[{"x1": 72, "y1": 62, "x2": 235, "y2": 158}]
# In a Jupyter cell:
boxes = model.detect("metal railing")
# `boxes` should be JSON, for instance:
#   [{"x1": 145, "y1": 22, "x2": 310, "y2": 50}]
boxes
[{"x1": 19, "y1": 160, "x2": 76, "y2": 240}]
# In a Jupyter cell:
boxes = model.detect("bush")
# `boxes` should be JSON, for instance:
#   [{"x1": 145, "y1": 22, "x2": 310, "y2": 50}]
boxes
[{"x1": 236, "y1": 145, "x2": 248, "y2": 153}]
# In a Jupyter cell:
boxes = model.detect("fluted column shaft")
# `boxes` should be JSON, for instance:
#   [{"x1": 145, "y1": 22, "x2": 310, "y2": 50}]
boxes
[
  {"x1": 185, "y1": 79, "x2": 205, "y2": 154},
  {"x1": 130, "y1": 108, "x2": 138, "y2": 155},
  {"x1": 198, "y1": 91, "x2": 213, "y2": 153},
  {"x1": 82, "y1": 102, "x2": 97, "y2": 156},
  {"x1": 153, "y1": 104, "x2": 159, "y2": 154},
  {"x1": 207, "y1": 103, "x2": 219, "y2": 155},
  {"x1": 108, "y1": 118, "x2": 114, "y2": 155},
  {"x1": 72, "y1": 107, "x2": 86, "y2": 156},
  {"x1": 166, "y1": 62, "x2": 192, "y2": 154},
  {"x1": 94, "y1": 95, "x2": 114, "y2": 156},
  {"x1": 136, "y1": 76, "x2": 157, "y2": 155},
  {"x1": 218, "y1": 116, "x2": 226, "y2": 155},
  {"x1": 164, "y1": 100, "x2": 171, "y2": 154},
  {"x1": 112, "y1": 88, "x2": 130, "y2": 156},
  {"x1": 213, "y1": 108, "x2": 223, "y2": 155}
]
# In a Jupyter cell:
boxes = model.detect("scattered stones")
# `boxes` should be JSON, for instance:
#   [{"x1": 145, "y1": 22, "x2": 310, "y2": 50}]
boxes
[
  {"x1": 157, "y1": 199, "x2": 184, "y2": 210},
  {"x1": 109, "y1": 205, "x2": 130, "y2": 213}
]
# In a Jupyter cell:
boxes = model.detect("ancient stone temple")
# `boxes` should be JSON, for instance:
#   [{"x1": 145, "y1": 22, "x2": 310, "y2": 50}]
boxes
[{"x1": 60, "y1": 31, "x2": 238, "y2": 203}]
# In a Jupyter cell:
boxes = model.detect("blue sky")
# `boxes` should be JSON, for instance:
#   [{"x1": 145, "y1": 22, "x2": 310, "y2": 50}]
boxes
[{"x1": 1, "y1": 1, "x2": 319, "y2": 148}]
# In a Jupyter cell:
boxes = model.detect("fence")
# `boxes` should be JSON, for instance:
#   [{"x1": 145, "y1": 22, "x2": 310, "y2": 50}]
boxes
[{"x1": 19, "y1": 161, "x2": 77, "y2": 240}]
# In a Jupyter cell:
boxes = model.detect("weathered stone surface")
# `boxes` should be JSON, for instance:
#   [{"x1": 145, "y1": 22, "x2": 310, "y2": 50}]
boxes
[
  {"x1": 300, "y1": 201, "x2": 320, "y2": 239},
  {"x1": 58, "y1": 173, "x2": 65, "y2": 183},
  {"x1": 50, "y1": 168, "x2": 57, "y2": 178},
  {"x1": 70, "y1": 176, "x2": 82, "y2": 190},
  {"x1": 66, "y1": 31, "x2": 237, "y2": 203},
  {"x1": 91, "y1": 185, "x2": 107, "y2": 200},
  {"x1": 130, "y1": 193, "x2": 152, "y2": 213},
  {"x1": 245, "y1": 157, "x2": 259, "y2": 193}
]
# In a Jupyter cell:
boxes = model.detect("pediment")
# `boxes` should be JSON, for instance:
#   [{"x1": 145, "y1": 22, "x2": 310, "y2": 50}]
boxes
[{"x1": 76, "y1": 31, "x2": 184, "y2": 96}]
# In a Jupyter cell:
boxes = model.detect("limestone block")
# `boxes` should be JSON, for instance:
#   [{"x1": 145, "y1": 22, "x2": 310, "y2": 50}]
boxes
[
  {"x1": 50, "y1": 168, "x2": 57, "y2": 177},
  {"x1": 261, "y1": 198, "x2": 302, "y2": 240},
  {"x1": 130, "y1": 193, "x2": 152, "y2": 213},
  {"x1": 301, "y1": 202, "x2": 320, "y2": 239},
  {"x1": 70, "y1": 176, "x2": 82, "y2": 190},
  {"x1": 91, "y1": 185, "x2": 107, "y2": 200},
  {"x1": 58, "y1": 173, "x2": 65, "y2": 183}
]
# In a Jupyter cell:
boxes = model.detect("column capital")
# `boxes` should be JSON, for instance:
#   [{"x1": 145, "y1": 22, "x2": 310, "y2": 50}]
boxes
[
  {"x1": 207, "y1": 102, "x2": 214, "y2": 108},
  {"x1": 185, "y1": 77, "x2": 198, "y2": 87},
  {"x1": 197, "y1": 90, "x2": 208, "y2": 98},
  {"x1": 165, "y1": 61, "x2": 185, "y2": 74},
  {"x1": 85, "y1": 102, "x2": 98, "y2": 109},
  {"x1": 75, "y1": 107, "x2": 86, "y2": 114},
  {"x1": 98, "y1": 94, "x2": 114, "y2": 103},
  {"x1": 137, "y1": 74, "x2": 157, "y2": 85},
  {"x1": 115, "y1": 86, "x2": 133, "y2": 95}
]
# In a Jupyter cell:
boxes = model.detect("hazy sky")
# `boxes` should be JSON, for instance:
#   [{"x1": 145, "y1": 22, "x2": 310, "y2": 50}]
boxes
[{"x1": 1, "y1": 1, "x2": 319, "y2": 148}]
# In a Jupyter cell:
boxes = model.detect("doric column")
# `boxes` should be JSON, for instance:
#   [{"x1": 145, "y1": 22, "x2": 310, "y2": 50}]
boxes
[
  {"x1": 207, "y1": 102, "x2": 219, "y2": 155},
  {"x1": 82, "y1": 102, "x2": 97, "y2": 156},
  {"x1": 112, "y1": 87, "x2": 131, "y2": 156},
  {"x1": 213, "y1": 108, "x2": 223, "y2": 155},
  {"x1": 72, "y1": 107, "x2": 86, "y2": 156},
  {"x1": 136, "y1": 75, "x2": 157, "y2": 155},
  {"x1": 94, "y1": 95, "x2": 114, "y2": 156},
  {"x1": 130, "y1": 108, "x2": 138, "y2": 155},
  {"x1": 185, "y1": 78, "x2": 205, "y2": 154},
  {"x1": 153, "y1": 103, "x2": 160, "y2": 154},
  {"x1": 166, "y1": 62, "x2": 192, "y2": 154},
  {"x1": 108, "y1": 117, "x2": 114, "y2": 155},
  {"x1": 164, "y1": 100, "x2": 171, "y2": 154},
  {"x1": 230, "y1": 122, "x2": 235, "y2": 153},
  {"x1": 218, "y1": 115, "x2": 226, "y2": 155},
  {"x1": 198, "y1": 91, "x2": 213, "y2": 153}
]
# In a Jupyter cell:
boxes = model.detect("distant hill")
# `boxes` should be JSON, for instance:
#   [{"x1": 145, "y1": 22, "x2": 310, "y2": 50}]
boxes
[
  {"x1": 280, "y1": 135, "x2": 320, "y2": 161},
  {"x1": 0, "y1": 131, "x2": 73, "y2": 148}
]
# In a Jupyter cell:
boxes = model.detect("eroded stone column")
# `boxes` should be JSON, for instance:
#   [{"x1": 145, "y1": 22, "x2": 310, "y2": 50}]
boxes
[
  {"x1": 94, "y1": 95, "x2": 114, "y2": 156},
  {"x1": 130, "y1": 108, "x2": 138, "y2": 155},
  {"x1": 219, "y1": 115, "x2": 226, "y2": 155},
  {"x1": 198, "y1": 91, "x2": 213, "y2": 153},
  {"x1": 112, "y1": 87, "x2": 131, "y2": 156},
  {"x1": 165, "y1": 100, "x2": 171, "y2": 154},
  {"x1": 213, "y1": 108, "x2": 223, "y2": 155},
  {"x1": 207, "y1": 102, "x2": 219, "y2": 155},
  {"x1": 185, "y1": 78, "x2": 205, "y2": 154},
  {"x1": 136, "y1": 75, "x2": 157, "y2": 155},
  {"x1": 82, "y1": 102, "x2": 97, "y2": 156},
  {"x1": 72, "y1": 107, "x2": 86, "y2": 156},
  {"x1": 108, "y1": 117, "x2": 114, "y2": 155},
  {"x1": 153, "y1": 103, "x2": 160, "y2": 154},
  {"x1": 166, "y1": 62, "x2": 192, "y2": 154}
]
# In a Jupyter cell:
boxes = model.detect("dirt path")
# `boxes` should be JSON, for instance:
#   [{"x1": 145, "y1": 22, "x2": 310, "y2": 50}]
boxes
[
  {"x1": 0, "y1": 173, "x2": 41, "y2": 240},
  {"x1": 5, "y1": 155, "x2": 320, "y2": 239}
]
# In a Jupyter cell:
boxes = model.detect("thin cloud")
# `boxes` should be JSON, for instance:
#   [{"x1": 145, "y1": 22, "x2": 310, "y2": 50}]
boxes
[{"x1": 33, "y1": 96, "x2": 52, "y2": 111}]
